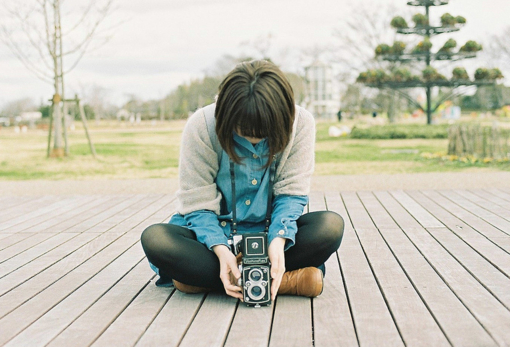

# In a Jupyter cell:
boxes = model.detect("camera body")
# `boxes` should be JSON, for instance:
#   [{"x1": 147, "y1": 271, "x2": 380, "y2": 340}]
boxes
[{"x1": 235, "y1": 232, "x2": 271, "y2": 307}]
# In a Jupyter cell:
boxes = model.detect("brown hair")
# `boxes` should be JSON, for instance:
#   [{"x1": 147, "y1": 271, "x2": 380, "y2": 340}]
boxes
[{"x1": 215, "y1": 60, "x2": 295, "y2": 167}]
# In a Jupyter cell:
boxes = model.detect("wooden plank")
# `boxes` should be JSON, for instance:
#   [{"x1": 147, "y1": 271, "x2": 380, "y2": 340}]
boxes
[
  {"x1": 5, "y1": 196, "x2": 98, "y2": 233},
  {"x1": 484, "y1": 188, "x2": 510, "y2": 202},
  {"x1": 19, "y1": 196, "x2": 116, "y2": 234},
  {"x1": 407, "y1": 191, "x2": 510, "y2": 278},
  {"x1": 312, "y1": 192, "x2": 358, "y2": 347},
  {"x1": 0, "y1": 197, "x2": 32, "y2": 213},
  {"x1": 0, "y1": 196, "x2": 56, "y2": 223},
  {"x1": 440, "y1": 190, "x2": 510, "y2": 236},
  {"x1": 370, "y1": 191, "x2": 496, "y2": 346},
  {"x1": 62, "y1": 195, "x2": 150, "y2": 233},
  {"x1": 426, "y1": 226, "x2": 510, "y2": 309},
  {"x1": 0, "y1": 196, "x2": 172, "y2": 317},
  {"x1": 376, "y1": 191, "x2": 510, "y2": 346},
  {"x1": 0, "y1": 195, "x2": 176, "y2": 345},
  {"x1": 332, "y1": 192, "x2": 404, "y2": 347},
  {"x1": 0, "y1": 233, "x2": 55, "y2": 262},
  {"x1": 494, "y1": 187, "x2": 510, "y2": 199},
  {"x1": 0, "y1": 196, "x2": 84, "y2": 232},
  {"x1": 224, "y1": 302, "x2": 273, "y2": 347},
  {"x1": 47, "y1": 259, "x2": 155, "y2": 347},
  {"x1": 421, "y1": 190, "x2": 510, "y2": 253},
  {"x1": 179, "y1": 292, "x2": 238, "y2": 347},
  {"x1": 2, "y1": 243, "x2": 146, "y2": 347},
  {"x1": 391, "y1": 191, "x2": 510, "y2": 310},
  {"x1": 0, "y1": 233, "x2": 34, "y2": 251},
  {"x1": 0, "y1": 233, "x2": 76, "y2": 277},
  {"x1": 268, "y1": 193, "x2": 329, "y2": 347},
  {"x1": 92, "y1": 281, "x2": 174, "y2": 347},
  {"x1": 455, "y1": 189, "x2": 510, "y2": 222},
  {"x1": 270, "y1": 296, "x2": 313, "y2": 347},
  {"x1": 0, "y1": 232, "x2": 99, "y2": 296},
  {"x1": 0, "y1": 232, "x2": 142, "y2": 346},
  {"x1": 135, "y1": 291, "x2": 205, "y2": 347},
  {"x1": 48, "y1": 195, "x2": 132, "y2": 233},
  {"x1": 79, "y1": 194, "x2": 169, "y2": 234},
  {"x1": 350, "y1": 191, "x2": 449, "y2": 347},
  {"x1": 471, "y1": 189, "x2": 510, "y2": 208},
  {"x1": 0, "y1": 232, "x2": 122, "y2": 317}
]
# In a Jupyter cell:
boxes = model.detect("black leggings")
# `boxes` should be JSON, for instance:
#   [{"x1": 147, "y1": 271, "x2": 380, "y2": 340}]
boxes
[{"x1": 140, "y1": 211, "x2": 344, "y2": 291}]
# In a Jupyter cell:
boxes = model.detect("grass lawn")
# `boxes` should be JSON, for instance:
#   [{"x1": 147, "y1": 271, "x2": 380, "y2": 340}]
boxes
[{"x1": 0, "y1": 119, "x2": 509, "y2": 181}]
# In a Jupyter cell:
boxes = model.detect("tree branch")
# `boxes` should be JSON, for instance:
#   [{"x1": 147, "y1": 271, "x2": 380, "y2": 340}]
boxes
[{"x1": 432, "y1": 86, "x2": 475, "y2": 112}]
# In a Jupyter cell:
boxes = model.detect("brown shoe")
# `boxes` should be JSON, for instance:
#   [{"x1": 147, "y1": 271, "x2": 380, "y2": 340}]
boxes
[
  {"x1": 173, "y1": 280, "x2": 212, "y2": 294},
  {"x1": 278, "y1": 267, "x2": 324, "y2": 298}
]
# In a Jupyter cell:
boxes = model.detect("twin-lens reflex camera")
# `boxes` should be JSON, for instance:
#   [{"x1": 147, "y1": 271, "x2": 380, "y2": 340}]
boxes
[{"x1": 230, "y1": 232, "x2": 271, "y2": 307}]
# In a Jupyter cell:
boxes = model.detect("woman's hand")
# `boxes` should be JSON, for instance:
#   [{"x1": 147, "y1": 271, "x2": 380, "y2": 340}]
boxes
[
  {"x1": 268, "y1": 237, "x2": 286, "y2": 301},
  {"x1": 212, "y1": 245, "x2": 243, "y2": 300}
]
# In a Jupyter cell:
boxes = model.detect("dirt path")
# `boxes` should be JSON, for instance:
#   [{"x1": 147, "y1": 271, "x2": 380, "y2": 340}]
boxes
[{"x1": 1, "y1": 171, "x2": 509, "y2": 196}]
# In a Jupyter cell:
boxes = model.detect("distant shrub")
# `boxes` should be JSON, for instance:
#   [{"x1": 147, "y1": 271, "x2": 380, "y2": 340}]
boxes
[{"x1": 350, "y1": 124, "x2": 449, "y2": 139}]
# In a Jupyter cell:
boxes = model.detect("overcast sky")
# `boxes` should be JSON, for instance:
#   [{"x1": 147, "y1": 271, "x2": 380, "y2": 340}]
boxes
[{"x1": 1, "y1": 0, "x2": 509, "y2": 107}]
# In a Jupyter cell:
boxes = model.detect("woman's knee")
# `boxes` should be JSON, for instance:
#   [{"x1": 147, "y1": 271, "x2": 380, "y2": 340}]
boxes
[
  {"x1": 140, "y1": 223, "x2": 169, "y2": 256},
  {"x1": 316, "y1": 211, "x2": 345, "y2": 250}
]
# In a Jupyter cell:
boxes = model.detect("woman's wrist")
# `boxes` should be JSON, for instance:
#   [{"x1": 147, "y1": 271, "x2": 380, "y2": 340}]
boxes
[
  {"x1": 212, "y1": 244, "x2": 231, "y2": 257},
  {"x1": 270, "y1": 237, "x2": 286, "y2": 249}
]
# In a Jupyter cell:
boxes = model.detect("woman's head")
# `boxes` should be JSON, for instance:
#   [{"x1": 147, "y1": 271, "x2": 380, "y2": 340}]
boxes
[{"x1": 215, "y1": 60, "x2": 295, "y2": 166}]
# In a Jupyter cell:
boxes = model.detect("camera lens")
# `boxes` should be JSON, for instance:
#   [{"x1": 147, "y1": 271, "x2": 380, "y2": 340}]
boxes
[
  {"x1": 247, "y1": 284, "x2": 265, "y2": 301},
  {"x1": 251, "y1": 286, "x2": 262, "y2": 297},
  {"x1": 249, "y1": 269, "x2": 263, "y2": 282}
]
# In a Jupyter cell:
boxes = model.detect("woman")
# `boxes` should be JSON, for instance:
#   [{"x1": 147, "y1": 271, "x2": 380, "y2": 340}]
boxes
[{"x1": 141, "y1": 60, "x2": 344, "y2": 301}]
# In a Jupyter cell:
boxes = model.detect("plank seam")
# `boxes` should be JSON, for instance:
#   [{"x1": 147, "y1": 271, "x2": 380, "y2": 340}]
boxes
[
  {"x1": 324, "y1": 193, "x2": 360, "y2": 347},
  {"x1": 409, "y1": 191, "x2": 510, "y2": 280},
  {"x1": 359, "y1": 193, "x2": 454, "y2": 346},
  {"x1": 341, "y1": 193, "x2": 406, "y2": 346},
  {"x1": 378, "y1": 192, "x2": 499, "y2": 345}
]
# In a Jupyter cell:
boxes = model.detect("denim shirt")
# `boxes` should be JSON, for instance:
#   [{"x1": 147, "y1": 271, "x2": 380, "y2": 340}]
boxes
[{"x1": 169, "y1": 131, "x2": 308, "y2": 251}]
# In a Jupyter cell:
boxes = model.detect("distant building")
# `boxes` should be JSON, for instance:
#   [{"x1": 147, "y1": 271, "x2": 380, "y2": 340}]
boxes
[
  {"x1": 304, "y1": 60, "x2": 340, "y2": 119},
  {"x1": 20, "y1": 112, "x2": 42, "y2": 121}
]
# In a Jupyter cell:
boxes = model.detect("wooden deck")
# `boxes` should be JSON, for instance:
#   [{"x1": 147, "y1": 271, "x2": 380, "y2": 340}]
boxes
[{"x1": 1, "y1": 189, "x2": 510, "y2": 346}]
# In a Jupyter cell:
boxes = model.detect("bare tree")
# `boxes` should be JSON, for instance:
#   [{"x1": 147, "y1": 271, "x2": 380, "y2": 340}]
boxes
[
  {"x1": 1, "y1": 0, "x2": 115, "y2": 157},
  {"x1": 331, "y1": 3, "x2": 417, "y2": 122},
  {"x1": 487, "y1": 26, "x2": 510, "y2": 72}
]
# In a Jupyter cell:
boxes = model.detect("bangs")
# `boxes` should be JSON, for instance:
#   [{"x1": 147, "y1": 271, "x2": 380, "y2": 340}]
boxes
[
  {"x1": 235, "y1": 99, "x2": 273, "y2": 139},
  {"x1": 215, "y1": 59, "x2": 295, "y2": 167}
]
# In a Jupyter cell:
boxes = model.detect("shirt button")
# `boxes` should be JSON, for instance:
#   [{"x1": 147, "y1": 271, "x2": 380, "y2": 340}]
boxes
[
  {"x1": 278, "y1": 230, "x2": 285, "y2": 235},
  {"x1": 251, "y1": 179, "x2": 257, "y2": 185},
  {"x1": 220, "y1": 221, "x2": 227, "y2": 227},
  {"x1": 245, "y1": 200, "x2": 251, "y2": 206},
  {"x1": 253, "y1": 154, "x2": 258, "y2": 159}
]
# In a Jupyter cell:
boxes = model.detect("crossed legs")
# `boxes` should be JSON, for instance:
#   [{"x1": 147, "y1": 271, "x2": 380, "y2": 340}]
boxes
[{"x1": 140, "y1": 211, "x2": 344, "y2": 291}]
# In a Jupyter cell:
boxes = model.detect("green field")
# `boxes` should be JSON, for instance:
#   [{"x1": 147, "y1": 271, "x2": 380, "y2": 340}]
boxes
[{"x1": 0, "y1": 120, "x2": 508, "y2": 181}]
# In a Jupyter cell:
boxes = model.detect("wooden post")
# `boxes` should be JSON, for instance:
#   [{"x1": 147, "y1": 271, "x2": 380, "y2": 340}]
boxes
[
  {"x1": 46, "y1": 98, "x2": 54, "y2": 158},
  {"x1": 76, "y1": 95, "x2": 97, "y2": 158},
  {"x1": 50, "y1": 93, "x2": 65, "y2": 157}
]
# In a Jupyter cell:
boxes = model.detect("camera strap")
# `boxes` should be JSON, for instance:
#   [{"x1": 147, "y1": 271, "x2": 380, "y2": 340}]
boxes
[{"x1": 229, "y1": 157, "x2": 276, "y2": 235}]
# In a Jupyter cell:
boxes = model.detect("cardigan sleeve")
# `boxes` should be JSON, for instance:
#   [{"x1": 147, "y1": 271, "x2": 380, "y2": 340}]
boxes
[
  {"x1": 175, "y1": 108, "x2": 222, "y2": 216},
  {"x1": 273, "y1": 107, "x2": 315, "y2": 196}
]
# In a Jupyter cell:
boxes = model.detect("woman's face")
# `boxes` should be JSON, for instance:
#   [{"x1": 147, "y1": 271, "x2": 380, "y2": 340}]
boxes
[
  {"x1": 240, "y1": 134, "x2": 263, "y2": 145},
  {"x1": 236, "y1": 127, "x2": 263, "y2": 145}
]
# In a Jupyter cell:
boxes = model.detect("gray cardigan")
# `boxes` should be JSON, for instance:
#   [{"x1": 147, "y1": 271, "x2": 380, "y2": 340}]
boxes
[{"x1": 176, "y1": 104, "x2": 315, "y2": 216}]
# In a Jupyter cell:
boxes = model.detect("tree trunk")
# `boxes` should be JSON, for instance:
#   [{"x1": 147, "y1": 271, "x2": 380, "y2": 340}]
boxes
[{"x1": 50, "y1": 0, "x2": 64, "y2": 157}]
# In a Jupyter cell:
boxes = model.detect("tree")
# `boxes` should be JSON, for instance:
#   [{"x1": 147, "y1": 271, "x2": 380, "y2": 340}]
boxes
[
  {"x1": 356, "y1": 0, "x2": 503, "y2": 124},
  {"x1": 1, "y1": 0, "x2": 115, "y2": 156},
  {"x1": 0, "y1": 97, "x2": 37, "y2": 117},
  {"x1": 332, "y1": 3, "x2": 415, "y2": 122},
  {"x1": 487, "y1": 26, "x2": 510, "y2": 74}
]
